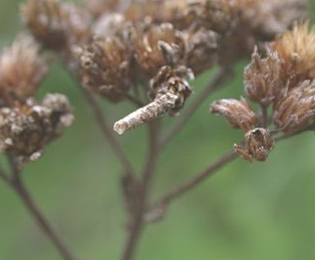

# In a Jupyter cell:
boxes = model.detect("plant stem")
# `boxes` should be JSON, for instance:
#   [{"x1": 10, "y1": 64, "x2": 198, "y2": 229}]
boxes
[
  {"x1": 151, "y1": 150, "x2": 238, "y2": 210},
  {"x1": 151, "y1": 124, "x2": 314, "y2": 215},
  {"x1": 82, "y1": 89, "x2": 135, "y2": 177},
  {"x1": 7, "y1": 159, "x2": 79, "y2": 260},
  {"x1": 120, "y1": 121, "x2": 160, "y2": 260},
  {"x1": 159, "y1": 68, "x2": 233, "y2": 149}
]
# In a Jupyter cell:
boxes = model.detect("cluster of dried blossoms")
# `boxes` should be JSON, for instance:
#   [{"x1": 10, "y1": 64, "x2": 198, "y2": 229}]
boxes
[
  {"x1": 0, "y1": 35, "x2": 73, "y2": 166},
  {"x1": 21, "y1": 0, "x2": 307, "y2": 136},
  {"x1": 211, "y1": 22, "x2": 315, "y2": 162}
]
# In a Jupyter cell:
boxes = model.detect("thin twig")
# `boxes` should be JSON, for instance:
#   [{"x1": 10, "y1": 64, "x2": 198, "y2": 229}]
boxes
[
  {"x1": 159, "y1": 68, "x2": 233, "y2": 149},
  {"x1": 151, "y1": 124, "x2": 314, "y2": 214},
  {"x1": 82, "y1": 89, "x2": 135, "y2": 176},
  {"x1": 6, "y1": 157, "x2": 79, "y2": 260},
  {"x1": 151, "y1": 150, "x2": 237, "y2": 210},
  {"x1": 64, "y1": 65, "x2": 136, "y2": 177},
  {"x1": 120, "y1": 121, "x2": 161, "y2": 260}
]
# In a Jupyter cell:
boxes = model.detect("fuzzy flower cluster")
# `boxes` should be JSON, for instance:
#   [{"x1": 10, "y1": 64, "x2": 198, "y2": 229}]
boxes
[
  {"x1": 210, "y1": 22, "x2": 315, "y2": 162},
  {"x1": 21, "y1": 0, "x2": 308, "y2": 135},
  {"x1": 0, "y1": 35, "x2": 74, "y2": 166}
]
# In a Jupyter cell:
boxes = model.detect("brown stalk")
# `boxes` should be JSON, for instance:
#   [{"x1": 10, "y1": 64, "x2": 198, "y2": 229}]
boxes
[
  {"x1": 150, "y1": 124, "x2": 314, "y2": 215},
  {"x1": 81, "y1": 87, "x2": 135, "y2": 177},
  {"x1": 4, "y1": 156, "x2": 79, "y2": 260},
  {"x1": 120, "y1": 121, "x2": 161, "y2": 260}
]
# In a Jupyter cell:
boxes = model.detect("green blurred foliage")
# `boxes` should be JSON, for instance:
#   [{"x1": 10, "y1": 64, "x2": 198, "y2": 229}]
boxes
[{"x1": 0, "y1": 1, "x2": 315, "y2": 260}]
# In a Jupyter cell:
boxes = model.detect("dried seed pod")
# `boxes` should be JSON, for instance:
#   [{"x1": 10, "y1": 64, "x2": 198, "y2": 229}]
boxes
[
  {"x1": 0, "y1": 94, "x2": 73, "y2": 166},
  {"x1": 273, "y1": 80, "x2": 315, "y2": 132},
  {"x1": 114, "y1": 66, "x2": 193, "y2": 134},
  {"x1": 234, "y1": 128, "x2": 274, "y2": 161},
  {"x1": 210, "y1": 97, "x2": 258, "y2": 132},
  {"x1": 93, "y1": 13, "x2": 126, "y2": 37},
  {"x1": 244, "y1": 46, "x2": 286, "y2": 106},
  {"x1": 22, "y1": 0, "x2": 92, "y2": 52},
  {"x1": 133, "y1": 23, "x2": 187, "y2": 76},
  {"x1": 41, "y1": 93, "x2": 74, "y2": 136},
  {"x1": 186, "y1": 0, "x2": 235, "y2": 33},
  {"x1": 76, "y1": 36, "x2": 131, "y2": 102},
  {"x1": 270, "y1": 22, "x2": 315, "y2": 88},
  {"x1": 186, "y1": 27, "x2": 219, "y2": 75},
  {"x1": 0, "y1": 35, "x2": 48, "y2": 107}
]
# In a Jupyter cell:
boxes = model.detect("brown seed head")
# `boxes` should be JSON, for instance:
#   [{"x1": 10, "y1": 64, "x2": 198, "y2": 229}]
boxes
[
  {"x1": 133, "y1": 23, "x2": 187, "y2": 76},
  {"x1": 235, "y1": 127, "x2": 274, "y2": 161},
  {"x1": 244, "y1": 46, "x2": 286, "y2": 106},
  {"x1": 186, "y1": 27, "x2": 219, "y2": 75},
  {"x1": 76, "y1": 36, "x2": 131, "y2": 102},
  {"x1": 0, "y1": 35, "x2": 48, "y2": 107},
  {"x1": 22, "y1": 0, "x2": 92, "y2": 52},
  {"x1": 0, "y1": 94, "x2": 73, "y2": 166},
  {"x1": 210, "y1": 97, "x2": 258, "y2": 131},
  {"x1": 271, "y1": 22, "x2": 315, "y2": 88},
  {"x1": 273, "y1": 80, "x2": 315, "y2": 132}
]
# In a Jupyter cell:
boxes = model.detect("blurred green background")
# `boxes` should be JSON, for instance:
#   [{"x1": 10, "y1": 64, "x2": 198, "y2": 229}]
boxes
[{"x1": 1, "y1": 1, "x2": 315, "y2": 260}]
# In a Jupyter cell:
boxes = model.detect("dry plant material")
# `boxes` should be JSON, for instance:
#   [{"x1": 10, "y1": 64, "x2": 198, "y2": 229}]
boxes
[
  {"x1": 271, "y1": 22, "x2": 315, "y2": 87},
  {"x1": 273, "y1": 80, "x2": 315, "y2": 132},
  {"x1": 21, "y1": 0, "x2": 92, "y2": 54},
  {"x1": 210, "y1": 98, "x2": 258, "y2": 132},
  {"x1": 0, "y1": 35, "x2": 74, "y2": 167},
  {"x1": 234, "y1": 128, "x2": 274, "y2": 161},
  {"x1": 0, "y1": 1, "x2": 312, "y2": 260},
  {"x1": 244, "y1": 47, "x2": 285, "y2": 106},
  {"x1": 0, "y1": 35, "x2": 48, "y2": 107},
  {"x1": 211, "y1": 22, "x2": 315, "y2": 162},
  {"x1": 114, "y1": 66, "x2": 193, "y2": 134},
  {"x1": 76, "y1": 36, "x2": 131, "y2": 102},
  {"x1": 133, "y1": 23, "x2": 187, "y2": 76}
]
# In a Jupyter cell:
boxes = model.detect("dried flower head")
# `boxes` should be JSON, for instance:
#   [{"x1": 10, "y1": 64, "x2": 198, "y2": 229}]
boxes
[
  {"x1": 149, "y1": 65, "x2": 194, "y2": 114},
  {"x1": 133, "y1": 23, "x2": 187, "y2": 76},
  {"x1": 0, "y1": 94, "x2": 73, "y2": 166},
  {"x1": 186, "y1": 0, "x2": 235, "y2": 33},
  {"x1": 271, "y1": 22, "x2": 315, "y2": 87},
  {"x1": 114, "y1": 66, "x2": 193, "y2": 134},
  {"x1": 76, "y1": 36, "x2": 131, "y2": 102},
  {"x1": 186, "y1": 27, "x2": 219, "y2": 74},
  {"x1": 234, "y1": 128, "x2": 274, "y2": 161},
  {"x1": 0, "y1": 35, "x2": 48, "y2": 107},
  {"x1": 210, "y1": 97, "x2": 258, "y2": 132},
  {"x1": 273, "y1": 80, "x2": 315, "y2": 132},
  {"x1": 22, "y1": 0, "x2": 91, "y2": 52},
  {"x1": 244, "y1": 46, "x2": 286, "y2": 106}
]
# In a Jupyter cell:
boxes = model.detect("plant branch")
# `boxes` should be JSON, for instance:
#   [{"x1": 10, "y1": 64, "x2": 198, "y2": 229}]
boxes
[
  {"x1": 150, "y1": 150, "x2": 238, "y2": 213},
  {"x1": 150, "y1": 124, "x2": 314, "y2": 217},
  {"x1": 159, "y1": 68, "x2": 233, "y2": 149},
  {"x1": 120, "y1": 121, "x2": 161, "y2": 260},
  {"x1": 81, "y1": 88, "x2": 135, "y2": 177},
  {"x1": 6, "y1": 157, "x2": 79, "y2": 260}
]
